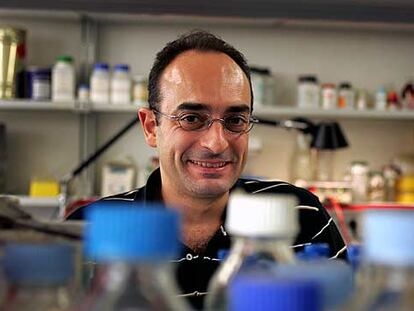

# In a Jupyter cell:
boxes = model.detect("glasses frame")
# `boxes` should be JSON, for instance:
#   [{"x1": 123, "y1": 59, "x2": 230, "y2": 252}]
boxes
[{"x1": 152, "y1": 108, "x2": 259, "y2": 134}]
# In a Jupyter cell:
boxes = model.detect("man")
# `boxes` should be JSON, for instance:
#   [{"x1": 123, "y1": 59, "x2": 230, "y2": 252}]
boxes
[{"x1": 68, "y1": 30, "x2": 346, "y2": 309}]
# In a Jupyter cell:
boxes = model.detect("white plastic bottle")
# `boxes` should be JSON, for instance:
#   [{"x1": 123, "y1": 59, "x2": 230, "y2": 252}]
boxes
[
  {"x1": 1, "y1": 243, "x2": 75, "y2": 311},
  {"x1": 77, "y1": 202, "x2": 190, "y2": 311},
  {"x1": 52, "y1": 55, "x2": 75, "y2": 102},
  {"x1": 205, "y1": 193, "x2": 299, "y2": 311},
  {"x1": 111, "y1": 64, "x2": 131, "y2": 104},
  {"x1": 90, "y1": 63, "x2": 110, "y2": 104}
]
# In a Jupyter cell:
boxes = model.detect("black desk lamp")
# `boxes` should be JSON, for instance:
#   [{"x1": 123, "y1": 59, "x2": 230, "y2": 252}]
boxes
[{"x1": 257, "y1": 117, "x2": 349, "y2": 181}]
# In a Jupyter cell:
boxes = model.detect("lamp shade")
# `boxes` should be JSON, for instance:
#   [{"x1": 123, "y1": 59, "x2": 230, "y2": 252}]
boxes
[{"x1": 310, "y1": 122, "x2": 349, "y2": 150}]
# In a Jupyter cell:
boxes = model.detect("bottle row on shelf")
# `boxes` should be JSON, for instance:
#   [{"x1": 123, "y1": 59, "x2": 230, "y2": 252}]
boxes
[
  {"x1": 297, "y1": 75, "x2": 414, "y2": 111},
  {"x1": 17, "y1": 57, "x2": 149, "y2": 106}
]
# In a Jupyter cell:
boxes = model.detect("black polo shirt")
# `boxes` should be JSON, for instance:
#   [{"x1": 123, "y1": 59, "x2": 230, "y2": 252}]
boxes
[{"x1": 67, "y1": 168, "x2": 346, "y2": 310}]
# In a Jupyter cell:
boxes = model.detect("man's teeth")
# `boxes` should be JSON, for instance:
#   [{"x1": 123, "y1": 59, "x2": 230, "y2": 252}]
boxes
[{"x1": 190, "y1": 160, "x2": 227, "y2": 168}]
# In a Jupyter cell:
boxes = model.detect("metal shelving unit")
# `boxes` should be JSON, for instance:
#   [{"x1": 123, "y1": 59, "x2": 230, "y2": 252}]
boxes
[{"x1": 2, "y1": 100, "x2": 414, "y2": 121}]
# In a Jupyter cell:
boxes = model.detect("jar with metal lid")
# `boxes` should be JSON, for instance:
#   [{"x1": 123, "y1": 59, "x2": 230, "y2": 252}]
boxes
[
  {"x1": 338, "y1": 82, "x2": 355, "y2": 109},
  {"x1": 321, "y1": 83, "x2": 337, "y2": 109},
  {"x1": 351, "y1": 161, "x2": 369, "y2": 203},
  {"x1": 297, "y1": 75, "x2": 319, "y2": 109}
]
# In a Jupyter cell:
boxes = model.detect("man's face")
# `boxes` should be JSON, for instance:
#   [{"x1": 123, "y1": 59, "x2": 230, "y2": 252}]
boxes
[{"x1": 147, "y1": 50, "x2": 251, "y2": 199}]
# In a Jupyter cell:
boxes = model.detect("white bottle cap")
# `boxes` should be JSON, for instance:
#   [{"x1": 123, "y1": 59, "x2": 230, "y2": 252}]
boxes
[
  {"x1": 225, "y1": 192, "x2": 299, "y2": 238},
  {"x1": 363, "y1": 210, "x2": 414, "y2": 266}
]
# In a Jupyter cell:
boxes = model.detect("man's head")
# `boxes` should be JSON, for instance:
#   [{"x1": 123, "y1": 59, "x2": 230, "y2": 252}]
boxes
[
  {"x1": 148, "y1": 30, "x2": 253, "y2": 112},
  {"x1": 139, "y1": 30, "x2": 254, "y2": 200}
]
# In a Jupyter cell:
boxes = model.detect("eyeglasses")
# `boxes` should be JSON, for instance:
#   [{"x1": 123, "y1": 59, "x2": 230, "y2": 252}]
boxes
[{"x1": 153, "y1": 109, "x2": 259, "y2": 134}]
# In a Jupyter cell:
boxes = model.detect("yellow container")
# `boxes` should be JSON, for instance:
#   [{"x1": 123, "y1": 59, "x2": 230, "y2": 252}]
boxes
[
  {"x1": 396, "y1": 176, "x2": 414, "y2": 192},
  {"x1": 29, "y1": 179, "x2": 59, "y2": 197}
]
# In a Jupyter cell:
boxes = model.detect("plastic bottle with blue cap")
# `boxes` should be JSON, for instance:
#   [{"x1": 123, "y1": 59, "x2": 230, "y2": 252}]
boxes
[
  {"x1": 90, "y1": 63, "x2": 110, "y2": 104},
  {"x1": 111, "y1": 64, "x2": 131, "y2": 104},
  {"x1": 229, "y1": 274, "x2": 322, "y2": 311},
  {"x1": 347, "y1": 210, "x2": 414, "y2": 310},
  {"x1": 205, "y1": 192, "x2": 299, "y2": 311},
  {"x1": 1, "y1": 243, "x2": 75, "y2": 310},
  {"x1": 76, "y1": 201, "x2": 191, "y2": 311}
]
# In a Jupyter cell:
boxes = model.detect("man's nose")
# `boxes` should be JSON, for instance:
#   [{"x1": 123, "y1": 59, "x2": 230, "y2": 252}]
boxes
[{"x1": 199, "y1": 121, "x2": 230, "y2": 153}]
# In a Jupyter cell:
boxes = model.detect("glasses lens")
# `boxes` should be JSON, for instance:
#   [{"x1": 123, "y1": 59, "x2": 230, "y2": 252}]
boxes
[
  {"x1": 179, "y1": 113, "x2": 209, "y2": 131},
  {"x1": 224, "y1": 115, "x2": 249, "y2": 133}
]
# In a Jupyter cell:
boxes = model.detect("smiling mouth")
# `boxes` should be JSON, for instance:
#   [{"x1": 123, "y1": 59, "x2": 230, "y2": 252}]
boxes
[{"x1": 189, "y1": 160, "x2": 228, "y2": 168}]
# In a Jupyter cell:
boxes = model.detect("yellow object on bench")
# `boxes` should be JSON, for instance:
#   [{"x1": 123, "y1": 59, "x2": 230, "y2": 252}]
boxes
[{"x1": 29, "y1": 179, "x2": 60, "y2": 197}]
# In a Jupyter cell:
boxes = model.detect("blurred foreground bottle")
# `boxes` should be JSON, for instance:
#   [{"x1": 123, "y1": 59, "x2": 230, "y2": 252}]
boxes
[
  {"x1": 205, "y1": 193, "x2": 298, "y2": 311},
  {"x1": 76, "y1": 202, "x2": 190, "y2": 311},
  {"x1": 1, "y1": 243, "x2": 75, "y2": 311},
  {"x1": 349, "y1": 210, "x2": 414, "y2": 311},
  {"x1": 229, "y1": 275, "x2": 322, "y2": 311}
]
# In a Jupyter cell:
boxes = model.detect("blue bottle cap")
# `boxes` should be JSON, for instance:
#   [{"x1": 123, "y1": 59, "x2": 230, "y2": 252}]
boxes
[
  {"x1": 3, "y1": 243, "x2": 74, "y2": 285},
  {"x1": 229, "y1": 275, "x2": 322, "y2": 311},
  {"x1": 298, "y1": 243, "x2": 330, "y2": 260},
  {"x1": 363, "y1": 210, "x2": 414, "y2": 266},
  {"x1": 272, "y1": 261, "x2": 354, "y2": 309},
  {"x1": 114, "y1": 64, "x2": 130, "y2": 72},
  {"x1": 94, "y1": 63, "x2": 109, "y2": 70},
  {"x1": 85, "y1": 201, "x2": 181, "y2": 262}
]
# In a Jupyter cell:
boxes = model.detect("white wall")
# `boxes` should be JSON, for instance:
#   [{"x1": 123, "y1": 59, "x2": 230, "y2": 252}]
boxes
[{"x1": 1, "y1": 15, "x2": 414, "y2": 194}]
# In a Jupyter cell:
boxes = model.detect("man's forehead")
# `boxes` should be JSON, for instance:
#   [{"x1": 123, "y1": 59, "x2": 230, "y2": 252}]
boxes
[
  {"x1": 158, "y1": 49, "x2": 251, "y2": 113},
  {"x1": 161, "y1": 50, "x2": 245, "y2": 82}
]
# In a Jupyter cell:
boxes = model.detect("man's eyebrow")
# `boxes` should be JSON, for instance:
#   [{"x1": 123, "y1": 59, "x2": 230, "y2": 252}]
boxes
[
  {"x1": 175, "y1": 103, "x2": 251, "y2": 113},
  {"x1": 176, "y1": 103, "x2": 208, "y2": 111},
  {"x1": 226, "y1": 105, "x2": 251, "y2": 113}
]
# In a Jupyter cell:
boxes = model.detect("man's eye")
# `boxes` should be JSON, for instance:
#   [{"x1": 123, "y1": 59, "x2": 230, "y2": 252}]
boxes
[
  {"x1": 180, "y1": 114, "x2": 204, "y2": 124},
  {"x1": 226, "y1": 116, "x2": 247, "y2": 125}
]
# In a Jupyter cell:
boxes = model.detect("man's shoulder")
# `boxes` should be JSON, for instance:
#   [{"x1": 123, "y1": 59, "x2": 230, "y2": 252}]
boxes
[{"x1": 65, "y1": 187, "x2": 146, "y2": 220}]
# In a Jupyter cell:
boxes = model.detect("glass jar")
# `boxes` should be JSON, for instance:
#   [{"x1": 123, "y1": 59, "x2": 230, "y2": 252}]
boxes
[
  {"x1": 133, "y1": 75, "x2": 148, "y2": 107},
  {"x1": 351, "y1": 161, "x2": 369, "y2": 203}
]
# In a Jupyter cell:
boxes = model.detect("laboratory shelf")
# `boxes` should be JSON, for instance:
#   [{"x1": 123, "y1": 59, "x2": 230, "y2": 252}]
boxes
[
  {"x1": 0, "y1": 99, "x2": 76, "y2": 111},
  {"x1": 2, "y1": 100, "x2": 414, "y2": 121}
]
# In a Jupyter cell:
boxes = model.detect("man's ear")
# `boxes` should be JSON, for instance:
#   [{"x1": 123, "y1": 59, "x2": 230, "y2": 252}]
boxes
[{"x1": 138, "y1": 108, "x2": 157, "y2": 147}]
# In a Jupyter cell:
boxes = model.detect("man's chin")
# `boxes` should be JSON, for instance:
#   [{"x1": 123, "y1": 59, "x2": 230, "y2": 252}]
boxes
[{"x1": 185, "y1": 179, "x2": 234, "y2": 198}]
